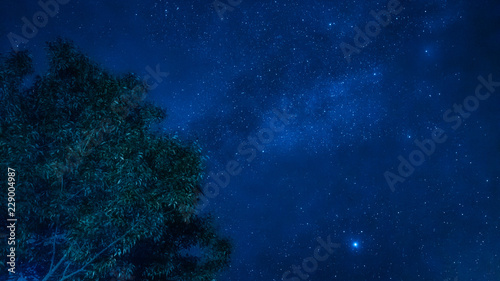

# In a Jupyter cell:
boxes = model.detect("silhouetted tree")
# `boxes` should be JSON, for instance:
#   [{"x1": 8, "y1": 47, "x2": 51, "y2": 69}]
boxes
[{"x1": 0, "y1": 38, "x2": 231, "y2": 280}]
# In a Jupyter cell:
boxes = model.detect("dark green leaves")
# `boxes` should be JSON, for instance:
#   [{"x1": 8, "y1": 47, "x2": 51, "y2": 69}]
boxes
[{"x1": 0, "y1": 39, "x2": 231, "y2": 280}]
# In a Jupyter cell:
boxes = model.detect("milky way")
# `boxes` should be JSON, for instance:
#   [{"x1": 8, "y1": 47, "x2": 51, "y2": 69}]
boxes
[{"x1": 2, "y1": 0, "x2": 500, "y2": 280}]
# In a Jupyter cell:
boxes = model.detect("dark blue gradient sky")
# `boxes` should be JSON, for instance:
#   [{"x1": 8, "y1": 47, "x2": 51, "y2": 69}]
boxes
[{"x1": 2, "y1": 0, "x2": 500, "y2": 280}]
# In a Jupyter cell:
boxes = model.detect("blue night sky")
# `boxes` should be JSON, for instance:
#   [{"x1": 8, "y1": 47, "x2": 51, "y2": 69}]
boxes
[{"x1": 2, "y1": 0, "x2": 500, "y2": 280}]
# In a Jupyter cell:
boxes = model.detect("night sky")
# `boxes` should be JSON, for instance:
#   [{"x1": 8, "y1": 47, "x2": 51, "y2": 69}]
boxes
[{"x1": 2, "y1": 0, "x2": 500, "y2": 280}]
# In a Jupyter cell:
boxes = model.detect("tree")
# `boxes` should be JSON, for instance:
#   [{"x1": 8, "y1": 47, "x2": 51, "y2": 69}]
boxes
[{"x1": 0, "y1": 38, "x2": 231, "y2": 280}]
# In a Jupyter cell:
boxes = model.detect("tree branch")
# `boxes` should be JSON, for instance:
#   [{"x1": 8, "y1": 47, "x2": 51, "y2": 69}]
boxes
[
  {"x1": 49, "y1": 226, "x2": 58, "y2": 272},
  {"x1": 41, "y1": 248, "x2": 69, "y2": 281},
  {"x1": 59, "y1": 220, "x2": 142, "y2": 281},
  {"x1": 62, "y1": 261, "x2": 71, "y2": 277}
]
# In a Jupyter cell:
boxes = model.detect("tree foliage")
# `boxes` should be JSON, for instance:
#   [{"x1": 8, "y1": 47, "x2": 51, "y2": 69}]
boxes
[{"x1": 0, "y1": 38, "x2": 231, "y2": 280}]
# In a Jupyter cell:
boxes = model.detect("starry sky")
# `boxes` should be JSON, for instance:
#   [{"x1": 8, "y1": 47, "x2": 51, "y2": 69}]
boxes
[{"x1": 2, "y1": 0, "x2": 500, "y2": 280}]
